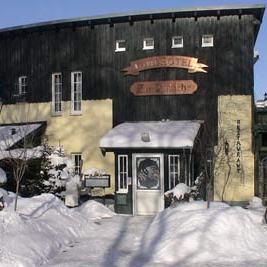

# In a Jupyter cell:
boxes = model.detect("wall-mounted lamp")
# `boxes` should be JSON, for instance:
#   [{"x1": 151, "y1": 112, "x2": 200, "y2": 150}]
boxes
[
  {"x1": 224, "y1": 140, "x2": 229, "y2": 156},
  {"x1": 141, "y1": 132, "x2": 150, "y2": 142}
]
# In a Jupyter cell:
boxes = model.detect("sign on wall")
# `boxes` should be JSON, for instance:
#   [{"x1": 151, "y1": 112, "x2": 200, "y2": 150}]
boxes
[
  {"x1": 122, "y1": 56, "x2": 208, "y2": 76},
  {"x1": 236, "y1": 120, "x2": 242, "y2": 173},
  {"x1": 130, "y1": 80, "x2": 198, "y2": 96}
]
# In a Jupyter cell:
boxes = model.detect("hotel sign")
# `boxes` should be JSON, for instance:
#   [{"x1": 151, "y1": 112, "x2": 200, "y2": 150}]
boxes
[
  {"x1": 122, "y1": 56, "x2": 208, "y2": 76},
  {"x1": 130, "y1": 80, "x2": 197, "y2": 96}
]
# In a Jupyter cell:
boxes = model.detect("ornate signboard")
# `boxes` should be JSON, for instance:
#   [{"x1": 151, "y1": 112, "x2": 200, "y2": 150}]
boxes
[
  {"x1": 122, "y1": 56, "x2": 207, "y2": 76},
  {"x1": 130, "y1": 80, "x2": 198, "y2": 96}
]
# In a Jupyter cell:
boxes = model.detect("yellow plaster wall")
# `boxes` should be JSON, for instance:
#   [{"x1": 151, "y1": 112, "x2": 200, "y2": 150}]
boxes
[
  {"x1": 0, "y1": 100, "x2": 115, "y2": 194},
  {"x1": 214, "y1": 95, "x2": 254, "y2": 202}
]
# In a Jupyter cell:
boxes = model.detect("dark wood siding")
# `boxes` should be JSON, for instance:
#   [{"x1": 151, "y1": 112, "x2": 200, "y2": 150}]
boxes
[{"x1": 0, "y1": 15, "x2": 255, "y2": 132}]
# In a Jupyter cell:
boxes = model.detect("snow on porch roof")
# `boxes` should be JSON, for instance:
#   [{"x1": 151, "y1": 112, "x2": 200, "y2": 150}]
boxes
[
  {"x1": 100, "y1": 120, "x2": 201, "y2": 149},
  {"x1": 0, "y1": 123, "x2": 42, "y2": 151}
]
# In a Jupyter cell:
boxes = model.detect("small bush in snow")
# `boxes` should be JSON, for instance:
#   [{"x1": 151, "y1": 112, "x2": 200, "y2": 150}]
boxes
[
  {"x1": 165, "y1": 173, "x2": 206, "y2": 207},
  {"x1": 40, "y1": 145, "x2": 74, "y2": 197}
]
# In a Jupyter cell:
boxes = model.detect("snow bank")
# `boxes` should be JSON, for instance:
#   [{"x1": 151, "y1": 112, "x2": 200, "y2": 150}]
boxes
[
  {"x1": 78, "y1": 200, "x2": 115, "y2": 219},
  {"x1": 141, "y1": 201, "x2": 267, "y2": 265},
  {"x1": 165, "y1": 183, "x2": 192, "y2": 199},
  {"x1": 0, "y1": 194, "x2": 115, "y2": 266},
  {"x1": 247, "y1": 196, "x2": 264, "y2": 209},
  {"x1": 0, "y1": 167, "x2": 7, "y2": 184}
]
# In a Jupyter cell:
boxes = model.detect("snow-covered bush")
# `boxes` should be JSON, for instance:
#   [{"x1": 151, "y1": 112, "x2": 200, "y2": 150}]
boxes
[
  {"x1": 83, "y1": 168, "x2": 106, "y2": 177},
  {"x1": 165, "y1": 173, "x2": 206, "y2": 207},
  {"x1": 40, "y1": 145, "x2": 75, "y2": 197},
  {"x1": 247, "y1": 196, "x2": 264, "y2": 209}
]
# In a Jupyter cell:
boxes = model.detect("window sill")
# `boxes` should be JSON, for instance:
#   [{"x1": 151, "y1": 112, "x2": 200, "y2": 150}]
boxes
[
  {"x1": 143, "y1": 47, "x2": 154, "y2": 50},
  {"x1": 172, "y1": 46, "x2": 183, "y2": 49},
  {"x1": 51, "y1": 112, "x2": 62, "y2": 117},
  {"x1": 115, "y1": 49, "x2": 126, "y2": 52},
  {"x1": 70, "y1": 111, "x2": 82, "y2": 116},
  {"x1": 201, "y1": 44, "x2": 214, "y2": 48},
  {"x1": 116, "y1": 189, "x2": 128, "y2": 194}
]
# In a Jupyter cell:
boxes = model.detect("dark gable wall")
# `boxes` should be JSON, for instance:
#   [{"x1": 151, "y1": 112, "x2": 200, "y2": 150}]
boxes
[{"x1": 0, "y1": 14, "x2": 255, "y2": 129}]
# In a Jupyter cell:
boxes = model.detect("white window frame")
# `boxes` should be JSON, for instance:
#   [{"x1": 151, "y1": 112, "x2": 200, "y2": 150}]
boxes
[
  {"x1": 51, "y1": 73, "x2": 62, "y2": 115},
  {"x1": 18, "y1": 76, "x2": 27, "y2": 95},
  {"x1": 143, "y1": 38, "x2": 154, "y2": 50},
  {"x1": 72, "y1": 153, "x2": 82, "y2": 175},
  {"x1": 168, "y1": 155, "x2": 180, "y2": 190},
  {"x1": 71, "y1": 71, "x2": 82, "y2": 115},
  {"x1": 202, "y1": 34, "x2": 214, "y2": 47},
  {"x1": 117, "y1": 155, "x2": 128, "y2": 193},
  {"x1": 115, "y1": 40, "x2": 126, "y2": 52},
  {"x1": 172, "y1": 36, "x2": 183, "y2": 48}
]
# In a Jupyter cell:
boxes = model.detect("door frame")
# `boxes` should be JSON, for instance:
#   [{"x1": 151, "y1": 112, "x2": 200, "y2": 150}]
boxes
[{"x1": 132, "y1": 153, "x2": 164, "y2": 215}]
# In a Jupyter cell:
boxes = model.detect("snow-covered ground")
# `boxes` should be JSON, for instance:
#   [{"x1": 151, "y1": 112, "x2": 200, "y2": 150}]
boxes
[{"x1": 0, "y1": 192, "x2": 267, "y2": 267}]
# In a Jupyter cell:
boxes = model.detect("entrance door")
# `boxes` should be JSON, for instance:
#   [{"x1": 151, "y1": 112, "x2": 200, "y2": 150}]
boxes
[{"x1": 132, "y1": 153, "x2": 164, "y2": 215}]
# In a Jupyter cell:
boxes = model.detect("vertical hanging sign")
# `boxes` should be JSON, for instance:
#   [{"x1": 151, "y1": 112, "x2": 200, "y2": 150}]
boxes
[{"x1": 236, "y1": 120, "x2": 242, "y2": 173}]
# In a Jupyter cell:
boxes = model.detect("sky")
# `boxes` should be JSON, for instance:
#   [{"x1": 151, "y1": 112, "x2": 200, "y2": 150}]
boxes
[{"x1": 0, "y1": 0, "x2": 266, "y2": 99}]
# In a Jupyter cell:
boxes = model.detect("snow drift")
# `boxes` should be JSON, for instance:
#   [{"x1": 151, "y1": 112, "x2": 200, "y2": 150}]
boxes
[
  {"x1": 0, "y1": 194, "x2": 267, "y2": 266},
  {"x1": 0, "y1": 193, "x2": 115, "y2": 266},
  {"x1": 141, "y1": 201, "x2": 267, "y2": 265}
]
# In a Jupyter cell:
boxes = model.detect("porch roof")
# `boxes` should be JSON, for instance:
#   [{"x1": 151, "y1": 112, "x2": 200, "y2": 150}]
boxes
[
  {"x1": 100, "y1": 120, "x2": 201, "y2": 150},
  {"x1": 0, "y1": 123, "x2": 42, "y2": 151}
]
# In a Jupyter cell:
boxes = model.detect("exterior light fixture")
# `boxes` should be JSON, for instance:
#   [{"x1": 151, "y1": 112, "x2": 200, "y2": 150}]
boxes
[
  {"x1": 141, "y1": 132, "x2": 150, "y2": 142},
  {"x1": 224, "y1": 140, "x2": 229, "y2": 156}
]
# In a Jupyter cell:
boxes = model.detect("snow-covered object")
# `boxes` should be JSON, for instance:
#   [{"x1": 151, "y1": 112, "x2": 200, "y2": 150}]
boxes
[
  {"x1": 77, "y1": 200, "x2": 115, "y2": 219},
  {"x1": 100, "y1": 120, "x2": 201, "y2": 148},
  {"x1": 0, "y1": 188, "x2": 8, "y2": 199},
  {"x1": 247, "y1": 196, "x2": 264, "y2": 209},
  {"x1": 165, "y1": 183, "x2": 192, "y2": 199},
  {"x1": 48, "y1": 153, "x2": 73, "y2": 169},
  {"x1": 44, "y1": 147, "x2": 75, "y2": 193},
  {"x1": 0, "y1": 146, "x2": 43, "y2": 160},
  {"x1": 141, "y1": 202, "x2": 267, "y2": 265},
  {"x1": 83, "y1": 168, "x2": 106, "y2": 177},
  {"x1": 1, "y1": 198, "x2": 267, "y2": 266},
  {"x1": 0, "y1": 189, "x2": 15, "y2": 209},
  {"x1": 0, "y1": 123, "x2": 42, "y2": 150},
  {"x1": 0, "y1": 194, "x2": 115, "y2": 266},
  {"x1": 0, "y1": 167, "x2": 7, "y2": 184},
  {"x1": 65, "y1": 175, "x2": 81, "y2": 207}
]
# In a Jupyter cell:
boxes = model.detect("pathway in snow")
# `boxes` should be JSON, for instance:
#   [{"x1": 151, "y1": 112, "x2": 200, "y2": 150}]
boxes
[
  {"x1": 43, "y1": 213, "x2": 267, "y2": 267},
  {"x1": 44, "y1": 215, "x2": 156, "y2": 267}
]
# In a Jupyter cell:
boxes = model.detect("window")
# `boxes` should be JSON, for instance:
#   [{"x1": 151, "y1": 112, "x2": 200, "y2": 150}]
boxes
[
  {"x1": 115, "y1": 40, "x2": 126, "y2": 52},
  {"x1": 172, "y1": 36, "x2": 183, "y2": 48},
  {"x1": 52, "y1": 73, "x2": 62, "y2": 114},
  {"x1": 143, "y1": 38, "x2": 154, "y2": 50},
  {"x1": 18, "y1": 76, "x2": 27, "y2": 95},
  {"x1": 71, "y1": 71, "x2": 82, "y2": 114},
  {"x1": 168, "y1": 155, "x2": 180, "y2": 190},
  {"x1": 72, "y1": 153, "x2": 82, "y2": 175},
  {"x1": 118, "y1": 155, "x2": 128, "y2": 193},
  {"x1": 202, "y1": 34, "x2": 214, "y2": 47}
]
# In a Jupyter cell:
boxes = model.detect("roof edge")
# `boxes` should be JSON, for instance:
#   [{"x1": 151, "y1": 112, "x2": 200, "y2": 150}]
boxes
[{"x1": 0, "y1": 3, "x2": 265, "y2": 34}]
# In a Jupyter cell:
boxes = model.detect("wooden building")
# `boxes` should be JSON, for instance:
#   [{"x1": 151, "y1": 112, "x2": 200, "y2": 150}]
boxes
[
  {"x1": 0, "y1": 4, "x2": 265, "y2": 214},
  {"x1": 255, "y1": 96, "x2": 267, "y2": 205}
]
